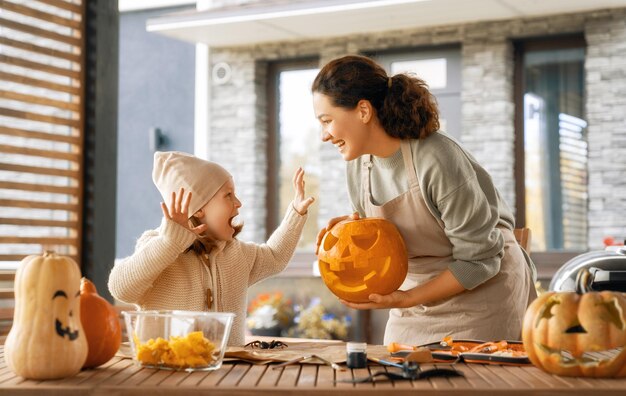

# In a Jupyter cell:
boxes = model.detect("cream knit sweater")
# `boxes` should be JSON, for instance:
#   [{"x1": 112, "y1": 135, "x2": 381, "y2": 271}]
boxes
[{"x1": 108, "y1": 204, "x2": 307, "y2": 346}]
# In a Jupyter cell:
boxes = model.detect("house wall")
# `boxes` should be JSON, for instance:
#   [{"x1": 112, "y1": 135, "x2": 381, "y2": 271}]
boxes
[
  {"x1": 116, "y1": 6, "x2": 196, "y2": 258},
  {"x1": 205, "y1": 6, "x2": 626, "y2": 250},
  {"x1": 585, "y1": 13, "x2": 626, "y2": 247}
]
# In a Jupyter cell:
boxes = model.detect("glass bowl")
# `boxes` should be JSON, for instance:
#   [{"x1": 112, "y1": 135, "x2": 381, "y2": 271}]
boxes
[{"x1": 122, "y1": 310, "x2": 235, "y2": 371}]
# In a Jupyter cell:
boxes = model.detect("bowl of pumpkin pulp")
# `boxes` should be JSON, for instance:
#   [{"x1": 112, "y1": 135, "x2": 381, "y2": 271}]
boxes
[{"x1": 123, "y1": 310, "x2": 235, "y2": 371}]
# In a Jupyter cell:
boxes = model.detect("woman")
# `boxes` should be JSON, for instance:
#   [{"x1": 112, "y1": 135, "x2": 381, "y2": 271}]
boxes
[{"x1": 313, "y1": 55, "x2": 537, "y2": 345}]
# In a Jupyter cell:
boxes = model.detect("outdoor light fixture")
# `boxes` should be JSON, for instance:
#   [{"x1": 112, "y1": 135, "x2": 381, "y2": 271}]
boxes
[
  {"x1": 212, "y1": 62, "x2": 232, "y2": 85},
  {"x1": 149, "y1": 127, "x2": 167, "y2": 151}
]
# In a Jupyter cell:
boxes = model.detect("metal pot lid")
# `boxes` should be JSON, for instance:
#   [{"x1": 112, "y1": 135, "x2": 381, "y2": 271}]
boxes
[{"x1": 549, "y1": 247, "x2": 626, "y2": 292}]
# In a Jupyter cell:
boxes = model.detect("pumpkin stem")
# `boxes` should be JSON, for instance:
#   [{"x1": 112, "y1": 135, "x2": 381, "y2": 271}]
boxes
[
  {"x1": 43, "y1": 250, "x2": 56, "y2": 256},
  {"x1": 575, "y1": 268, "x2": 591, "y2": 294},
  {"x1": 80, "y1": 277, "x2": 97, "y2": 294}
]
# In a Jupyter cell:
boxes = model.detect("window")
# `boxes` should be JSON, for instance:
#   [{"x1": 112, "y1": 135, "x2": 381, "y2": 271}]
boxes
[
  {"x1": 514, "y1": 36, "x2": 586, "y2": 258},
  {"x1": 0, "y1": 0, "x2": 86, "y2": 270},
  {"x1": 374, "y1": 47, "x2": 462, "y2": 139},
  {"x1": 266, "y1": 60, "x2": 320, "y2": 255}
]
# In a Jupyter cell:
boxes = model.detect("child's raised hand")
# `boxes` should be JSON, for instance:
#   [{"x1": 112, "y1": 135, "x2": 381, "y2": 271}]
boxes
[
  {"x1": 292, "y1": 167, "x2": 315, "y2": 215},
  {"x1": 160, "y1": 187, "x2": 208, "y2": 235}
]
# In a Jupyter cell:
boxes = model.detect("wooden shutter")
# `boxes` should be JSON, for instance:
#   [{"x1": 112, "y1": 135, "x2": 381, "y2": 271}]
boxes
[{"x1": 0, "y1": 0, "x2": 85, "y2": 267}]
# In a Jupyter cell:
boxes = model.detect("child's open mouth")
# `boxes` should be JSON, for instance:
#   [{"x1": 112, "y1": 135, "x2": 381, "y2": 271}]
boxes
[{"x1": 228, "y1": 214, "x2": 239, "y2": 227}]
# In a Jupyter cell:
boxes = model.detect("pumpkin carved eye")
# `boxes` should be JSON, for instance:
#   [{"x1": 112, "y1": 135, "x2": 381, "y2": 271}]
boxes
[
  {"x1": 535, "y1": 296, "x2": 559, "y2": 324},
  {"x1": 323, "y1": 233, "x2": 339, "y2": 251},
  {"x1": 351, "y1": 231, "x2": 379, "y2": 250},
  {"x1": 598, "y1": 300, "x2": 626, "y2": 330},
  {"x1": 317, "y1": 218, "x2": 408, "y2": 303}
]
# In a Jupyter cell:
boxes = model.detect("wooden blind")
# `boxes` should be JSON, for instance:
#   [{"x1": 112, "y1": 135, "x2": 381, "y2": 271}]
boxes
[{"x1": 0, "y1": 0, "x2": 85, "y2": 269}]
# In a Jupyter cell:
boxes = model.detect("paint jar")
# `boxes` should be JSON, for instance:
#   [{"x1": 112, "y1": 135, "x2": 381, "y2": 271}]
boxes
[{"x1": 346, "y1": 342, "x2": 367, "y2": 369}]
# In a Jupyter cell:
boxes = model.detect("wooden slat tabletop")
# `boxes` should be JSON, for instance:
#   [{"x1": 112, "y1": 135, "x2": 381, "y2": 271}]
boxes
[{"x1": 1, "y1": 345, "x2": 626, "y2": 395}]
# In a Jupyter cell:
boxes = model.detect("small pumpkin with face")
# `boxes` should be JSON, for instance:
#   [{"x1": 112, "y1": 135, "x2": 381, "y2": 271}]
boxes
[
  {"x1": 317, "y1": 218, "x2": 408, "y2": 303},
  {"x1": 522, "y1": 291, "x2": 626, "y2": 377},
  {"x1": 5, "y1": 251, "x2": 88, "y2": 380}
]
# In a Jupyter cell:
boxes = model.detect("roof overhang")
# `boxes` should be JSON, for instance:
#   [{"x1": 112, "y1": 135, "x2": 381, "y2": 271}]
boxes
[{"x1": 146, "y1": 0, "x2": 626, "y2": 47}]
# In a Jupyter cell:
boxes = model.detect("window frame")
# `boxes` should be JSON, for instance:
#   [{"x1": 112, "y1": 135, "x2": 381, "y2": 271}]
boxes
[{"x1": 513, "y1": 34, "x2": 587, "y2": 277}]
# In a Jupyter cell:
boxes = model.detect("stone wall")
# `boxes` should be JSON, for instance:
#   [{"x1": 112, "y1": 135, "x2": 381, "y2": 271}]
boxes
[
  {"x1": 204, "y1": 5, "x2": 626, "y2": 249},
  {"x1": 585, "y1": 11, "x2": 626, "y2": 249}
]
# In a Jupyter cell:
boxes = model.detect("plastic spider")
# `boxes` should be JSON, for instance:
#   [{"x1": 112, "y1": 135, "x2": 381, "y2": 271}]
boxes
[{"x1": 244, "y1": 339, "x2": 288, "y2": 349}]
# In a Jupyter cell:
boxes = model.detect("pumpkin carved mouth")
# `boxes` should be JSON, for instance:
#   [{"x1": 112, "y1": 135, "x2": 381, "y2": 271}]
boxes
[
  {"x1": 55, "y1": 319, "x2": 79, "y2": 341},
  {"x1": 537, "y1": 343, "x2": 624, "y2": 367}
]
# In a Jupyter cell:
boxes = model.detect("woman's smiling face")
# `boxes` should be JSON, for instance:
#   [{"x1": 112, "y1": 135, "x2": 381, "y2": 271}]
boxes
[{"x1": 313, "y1": 92, "x2": 370, "y2": 161}]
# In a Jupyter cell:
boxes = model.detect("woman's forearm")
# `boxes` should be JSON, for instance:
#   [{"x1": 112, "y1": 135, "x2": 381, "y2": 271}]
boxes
[{"x1": 405, "y1": 269, "x2": 466, "y2": 306}]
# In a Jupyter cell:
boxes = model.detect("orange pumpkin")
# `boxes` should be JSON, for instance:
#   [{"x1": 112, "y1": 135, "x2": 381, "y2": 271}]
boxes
[
  {"x1": 317, "y1": 218, "x2": 408, "y2": 303},
  {"x1": 522, "y1": 291, "x2": 626, "y2": 377},
  {"x1": 80, "y1": 277, "x2": 122, "y2": 368}
]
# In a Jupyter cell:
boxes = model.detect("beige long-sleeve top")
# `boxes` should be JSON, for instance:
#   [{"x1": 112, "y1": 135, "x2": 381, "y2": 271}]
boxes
[{"x1": 108, "y1": 204, "x2": 307, "y2": 346}]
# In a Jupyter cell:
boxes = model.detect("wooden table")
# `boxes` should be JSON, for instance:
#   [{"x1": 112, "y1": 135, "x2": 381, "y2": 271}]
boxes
[{"x1": 2, "y1": 345, "x2": 626, "y2": 395}]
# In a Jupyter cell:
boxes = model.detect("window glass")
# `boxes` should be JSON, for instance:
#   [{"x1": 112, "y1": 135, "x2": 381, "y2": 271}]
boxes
[
  {"x1": 391, "y1": 58, "x2": 447, "y2": 89},
  {"x1": 523, "y1": 47, "x2": 586, "y2": 251},
  {"x1": 278, "y1": 68, "x2": 320, "y2": 251},
  {"x1": 377, "y1": 48, "x2": 460, "y2": 138}
]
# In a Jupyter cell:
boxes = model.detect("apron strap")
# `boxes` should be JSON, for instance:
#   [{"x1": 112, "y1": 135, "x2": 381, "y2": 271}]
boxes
[
  {"x1": 401, "y1": 140, "x2": 419, "y2": 188},
  {"x1": 362, "y1": 155, "x2": 374, "y2": 209},
  {"x1": 362, "y1": 142, "x2": 418, "y2": 208}
]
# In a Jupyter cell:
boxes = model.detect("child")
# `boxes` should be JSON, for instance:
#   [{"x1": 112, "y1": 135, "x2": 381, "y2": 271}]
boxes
[{"x1": 108, "y1": 151, "x2": 314, "y2": 346}]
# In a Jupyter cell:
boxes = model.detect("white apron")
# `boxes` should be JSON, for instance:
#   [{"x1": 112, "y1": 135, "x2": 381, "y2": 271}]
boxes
[{"x1": 360, "y1": 140, "x2": 536, "y2": 346}]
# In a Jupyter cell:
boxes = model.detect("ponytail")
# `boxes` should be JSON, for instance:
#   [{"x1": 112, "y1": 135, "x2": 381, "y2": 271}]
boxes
[{"x1": 380, "y1": 74, "x2": 440, "y2": 139}]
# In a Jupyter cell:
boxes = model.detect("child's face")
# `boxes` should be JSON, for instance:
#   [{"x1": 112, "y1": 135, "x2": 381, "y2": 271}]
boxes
[{"x1": 196, "y1": 178, "x2": 241, "y2": 242}]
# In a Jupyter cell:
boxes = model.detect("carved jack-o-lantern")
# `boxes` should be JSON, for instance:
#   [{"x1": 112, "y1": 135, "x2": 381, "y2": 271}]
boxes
[
  {"x1": 317, "y1": 218, "x2": 408, "y2": 303},
  {"x1": 522, "y1": 291, "x2": 626, "y2": 377},
  {"x1": 5, "y1": 251, "x2": 88, "y2": 380}
]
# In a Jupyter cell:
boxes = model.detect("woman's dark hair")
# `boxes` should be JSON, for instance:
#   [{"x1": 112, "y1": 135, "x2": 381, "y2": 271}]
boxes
[
  {"x1": 312, "y1": 55, "x2": 440, "y2": 139},
  {"x1": 185, "y1": 216, "x2": 243, "y2": 256}
]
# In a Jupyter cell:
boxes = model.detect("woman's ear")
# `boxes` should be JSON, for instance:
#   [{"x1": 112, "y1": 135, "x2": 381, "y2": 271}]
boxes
[
  {"x1": 193, "y1": 209, "x2": 205, "y2": 219},
  {"x1": 357, "y1": 99, "x2": 373, "y2": 124}
]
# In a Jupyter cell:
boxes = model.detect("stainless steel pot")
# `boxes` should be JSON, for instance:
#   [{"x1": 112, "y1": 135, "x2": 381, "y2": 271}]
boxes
[{"x1": 549, "y1": 247, "x2": 626, "y2": 292}]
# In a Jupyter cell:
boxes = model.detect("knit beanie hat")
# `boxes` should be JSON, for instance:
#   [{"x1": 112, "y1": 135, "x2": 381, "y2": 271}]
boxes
[{"x1": 152, "y1": 151, "x2": 231, "y2": 217}]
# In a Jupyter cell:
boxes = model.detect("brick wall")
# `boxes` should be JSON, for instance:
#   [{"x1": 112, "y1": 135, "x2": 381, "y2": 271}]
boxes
[
  {"x1": 202, "y1": 3, "x2": 625, "y2": 249},
  {"x1": 585, "y1": 11, "x2": 626, "y2": 249}
]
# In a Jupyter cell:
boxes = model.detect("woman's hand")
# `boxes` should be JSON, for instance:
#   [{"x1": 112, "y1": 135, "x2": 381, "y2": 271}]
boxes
[
  {"x1": 315, "y1": 212, "x2": 360, "y2": 254},
  {"x1": 339, "y1": 290, "x2": 416, "y2": 310},
  {"x1": 160, "y1": 187, "x2": 208, "y2": 235},
  {"x1": 340, "y1": 270, "x2": 466, "y2": 310},
  {"x1": 292, "y1": 167, "x2": 315, "y2": 215}
]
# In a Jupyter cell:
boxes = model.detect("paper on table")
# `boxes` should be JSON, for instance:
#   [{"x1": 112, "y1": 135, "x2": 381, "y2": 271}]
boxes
[
  {"x1": 118, "y1": 340, "x2": 393, "y2": 366},
  {"x1": 224, "y1": 342, "x2": 391, "y2": 365}
]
